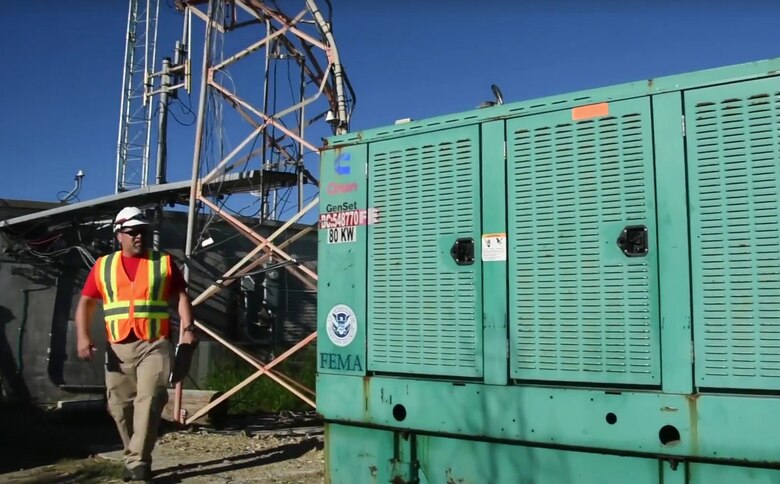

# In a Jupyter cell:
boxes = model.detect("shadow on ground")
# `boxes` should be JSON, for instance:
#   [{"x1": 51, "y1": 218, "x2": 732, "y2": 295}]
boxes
[
  {"x1": 1, "y1": 458, "x2": 125, "y2": 484},
  {"x1": 0, "y1": 403, "x2": 122, "y2": 473},
  {"x1": 152, "y1": 437, "x2": 324, "y2": 483}
]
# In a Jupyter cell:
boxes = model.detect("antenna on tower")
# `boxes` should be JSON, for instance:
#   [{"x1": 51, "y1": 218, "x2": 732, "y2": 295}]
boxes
[{"x1": 115, "y1": 0, "x2": 161, "y2": 193}]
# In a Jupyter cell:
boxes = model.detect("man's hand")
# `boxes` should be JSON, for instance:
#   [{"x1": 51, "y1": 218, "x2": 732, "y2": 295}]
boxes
[
  {"x1": 75, "y1": 296, "x2": 99, "y2": 360},
  {"x1": 181, "y1": 325, "x2": 198, "y2": 346},
  {"x1": 77, "y1": 335, "x2": 96, "y2": 360}
]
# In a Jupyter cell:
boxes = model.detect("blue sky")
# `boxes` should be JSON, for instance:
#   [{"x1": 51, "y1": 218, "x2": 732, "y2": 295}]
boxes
[{"x1": 1, "y1": 1, "x2": 779, "y2": 205}]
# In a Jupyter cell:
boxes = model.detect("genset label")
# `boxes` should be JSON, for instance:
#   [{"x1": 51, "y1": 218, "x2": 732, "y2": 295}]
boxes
[{"x1": 318, "y1": 208, "x2": 379, "y2": 229}]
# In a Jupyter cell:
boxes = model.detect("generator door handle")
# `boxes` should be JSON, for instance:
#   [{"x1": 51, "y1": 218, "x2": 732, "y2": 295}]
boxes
[
  {"x1": 450, "y1": 238, "x2": 475, "y2": 265},
  {"x1": 617, "y1": 225, "x2": 649, "y2": 257}
]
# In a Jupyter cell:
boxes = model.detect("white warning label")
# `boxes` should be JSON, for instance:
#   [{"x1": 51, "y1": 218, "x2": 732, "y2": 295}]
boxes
[
  {"x1": 481, "y1": 233, "x2": 507, "y2": 262},
  {"x1": 327, "y1": 226, "x2": 357, "y2": 244}
]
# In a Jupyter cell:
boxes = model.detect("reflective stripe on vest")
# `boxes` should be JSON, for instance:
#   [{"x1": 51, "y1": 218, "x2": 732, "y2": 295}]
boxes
[{"x1": 97, "y1": 251, "x2": 172, "y2": 342}]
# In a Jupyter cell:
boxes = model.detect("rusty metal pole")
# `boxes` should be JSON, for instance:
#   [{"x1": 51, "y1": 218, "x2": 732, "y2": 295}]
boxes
[
  {"x1": 177, "y1": 0, "x2": 215, "y2": 424},
  {"x1": 153, "y1": 57, "x2": 172, "y2": 251}
]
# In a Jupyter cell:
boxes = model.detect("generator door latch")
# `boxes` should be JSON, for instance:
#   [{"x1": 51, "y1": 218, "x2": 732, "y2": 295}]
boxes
[
  {"x1": 450, "y1": 238, "x2": 475, "y2": 265},
  {"x1": 617, "y1": 225, "x2": 648, "y2": 257}
]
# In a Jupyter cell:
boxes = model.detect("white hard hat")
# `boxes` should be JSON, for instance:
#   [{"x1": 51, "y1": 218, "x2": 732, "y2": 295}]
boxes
[{"x1": 114, "y1": 206, "x2": 150, "y2": 232}]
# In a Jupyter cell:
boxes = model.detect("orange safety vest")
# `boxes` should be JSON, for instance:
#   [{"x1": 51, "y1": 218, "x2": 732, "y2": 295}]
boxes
[{"x1": 94, "y1": 250, "x2": 173, "y2": 343}]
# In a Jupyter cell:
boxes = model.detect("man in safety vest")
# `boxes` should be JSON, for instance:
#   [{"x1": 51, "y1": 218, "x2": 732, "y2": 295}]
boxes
[{"x1": 75, "y1": 206, "x2": 197, "y2": 482}]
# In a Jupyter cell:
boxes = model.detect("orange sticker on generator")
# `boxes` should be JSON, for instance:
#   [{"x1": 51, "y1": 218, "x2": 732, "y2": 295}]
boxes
[{"x1": 572, "y1": 102, "x2": 609, "y2": 121}]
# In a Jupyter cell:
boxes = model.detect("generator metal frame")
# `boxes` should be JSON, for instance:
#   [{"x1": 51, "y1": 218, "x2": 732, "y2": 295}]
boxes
[{"x1": 317, "y1": 57, "x2": 780, "y2": 483}]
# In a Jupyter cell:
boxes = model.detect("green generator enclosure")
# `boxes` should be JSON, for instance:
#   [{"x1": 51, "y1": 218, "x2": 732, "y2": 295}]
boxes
[{"x1": 317, "y1": 57, "x2": 780, "y2": 483}]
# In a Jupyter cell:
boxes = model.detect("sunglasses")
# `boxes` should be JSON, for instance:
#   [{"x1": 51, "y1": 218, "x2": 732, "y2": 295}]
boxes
[{"x1": 120, "y1": 228, "x2": 147, "y2": 237}]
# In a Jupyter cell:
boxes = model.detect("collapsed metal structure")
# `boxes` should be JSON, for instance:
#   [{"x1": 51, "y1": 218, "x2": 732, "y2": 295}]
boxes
[
  {"x1": 1, "y1": 0, "x2": 352, "y2": 422},
  {"x1": 169, "y1": 0, "x2": 352, "y2": 423}
]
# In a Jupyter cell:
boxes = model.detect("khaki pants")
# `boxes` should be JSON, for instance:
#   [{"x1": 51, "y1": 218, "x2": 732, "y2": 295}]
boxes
[{"x1": 105, "y1": 337, "x2": 171, "y2": 470}]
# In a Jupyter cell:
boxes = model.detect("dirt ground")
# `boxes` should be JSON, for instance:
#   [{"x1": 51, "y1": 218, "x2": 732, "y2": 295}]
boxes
[{"x1": 0, "y1": 405, "x2": 324, "y2": 483}]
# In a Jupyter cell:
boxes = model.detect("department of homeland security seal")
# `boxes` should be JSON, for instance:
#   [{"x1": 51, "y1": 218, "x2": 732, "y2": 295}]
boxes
[{"x1": 326, "y1": 304, "x2": 357, "y2": 347}]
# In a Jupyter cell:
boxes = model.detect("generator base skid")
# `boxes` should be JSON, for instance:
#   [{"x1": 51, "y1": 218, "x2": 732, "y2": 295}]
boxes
[{"x1": 320, "y1": 374, "x2": 780, "y2": 483}]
